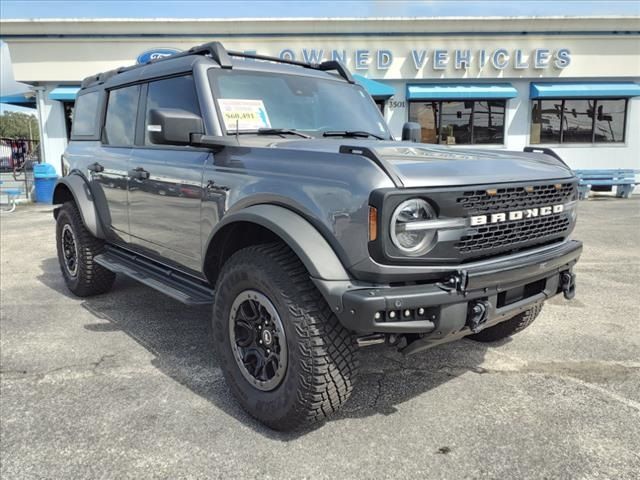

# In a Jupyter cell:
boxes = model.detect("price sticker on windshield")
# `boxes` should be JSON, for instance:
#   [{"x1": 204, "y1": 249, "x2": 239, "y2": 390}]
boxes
[{"x1": 218, "y1": 99, "x2": 271, "y2": 131}]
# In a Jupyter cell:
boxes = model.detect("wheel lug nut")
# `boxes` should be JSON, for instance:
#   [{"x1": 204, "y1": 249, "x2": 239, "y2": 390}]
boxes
[
  {"x1": 258, "y1": 325, "x2": 262, "y2": 330},
  {"x1": 258, "y1": 340, "x2": 262, "y2": 344}
]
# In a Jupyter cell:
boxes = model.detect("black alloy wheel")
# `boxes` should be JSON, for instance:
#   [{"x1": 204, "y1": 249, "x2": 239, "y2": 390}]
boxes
[
  {"x1": 61, "y1": 223, "x2": 79, "y2": 277},
  {"x1": 229, "y1": 290, "x2": 288, "y2": 391}
]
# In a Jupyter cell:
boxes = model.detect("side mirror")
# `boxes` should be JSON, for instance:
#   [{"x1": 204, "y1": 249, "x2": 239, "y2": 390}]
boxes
[
  {"x1": 148, "y1": 108, "x2": 204, "y2": 146},
  {"x1": 401, "y1": 122, "x2": 421, "y2": 143}
]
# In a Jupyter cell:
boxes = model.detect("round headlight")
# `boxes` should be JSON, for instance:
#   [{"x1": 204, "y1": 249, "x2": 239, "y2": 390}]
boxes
[{"x1": 390, "y1": 198, "x2": 437, "y2": 255}]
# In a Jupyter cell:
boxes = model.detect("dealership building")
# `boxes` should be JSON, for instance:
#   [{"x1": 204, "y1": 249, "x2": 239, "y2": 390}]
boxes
[{"x1": 1, "y1": 16, "x2": 639, "y2": 176}]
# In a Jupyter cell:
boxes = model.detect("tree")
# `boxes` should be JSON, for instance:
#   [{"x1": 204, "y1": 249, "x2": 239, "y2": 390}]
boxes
[{"x1": 0, "y1": 111, "x2": 39, "y2": 140}]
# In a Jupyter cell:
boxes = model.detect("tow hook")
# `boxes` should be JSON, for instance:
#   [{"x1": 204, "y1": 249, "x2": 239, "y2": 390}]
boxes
[
  {"x1": 561, "y1": 271, "x2": 576, "y2": 300},
  {"x1": 467, "y1": 300, "x2": 490, "y2": 333},
  {"x1": 439, "y1": 273, "x2": 465, "y2": 292}
]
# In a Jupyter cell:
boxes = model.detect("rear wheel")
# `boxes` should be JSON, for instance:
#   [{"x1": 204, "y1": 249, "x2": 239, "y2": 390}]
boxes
[
  {"x1": 212, "y1": 242, "x2": 358, "y2": 431},
  {"x1": 468, "y1": 303, "x2": 543, "y2": 342},
  {"x1": 56, "y1": 201, "x2": 115, "y2": 297}
]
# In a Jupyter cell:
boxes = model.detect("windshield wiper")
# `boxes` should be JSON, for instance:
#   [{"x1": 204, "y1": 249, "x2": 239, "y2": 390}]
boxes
[
  {"x1": 322, "y1": 130, "x2": 385, "y2": 140},
  {"x1": 256, "y1": 128, "x2": 312, "y2": 139}
]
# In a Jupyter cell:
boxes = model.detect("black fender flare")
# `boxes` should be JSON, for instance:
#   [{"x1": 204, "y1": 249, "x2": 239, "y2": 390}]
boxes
[
  {"x1": 205, "y1": 204, "x2": 351, "y2": 282},
  {"x1": 52, "y1": 175, "x2": 105, "y2": 239}
]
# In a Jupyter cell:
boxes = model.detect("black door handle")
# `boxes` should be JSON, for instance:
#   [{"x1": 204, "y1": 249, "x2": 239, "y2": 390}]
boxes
[
  {"x1": 88, "y1": 162, "x2": 104, "y2": 173},
  {"x1": 206, "y1": 179, "x2": 229, "y2": 192},
  {"x1": 129, "y1": 167, "x2": 150, "y2": 180}
]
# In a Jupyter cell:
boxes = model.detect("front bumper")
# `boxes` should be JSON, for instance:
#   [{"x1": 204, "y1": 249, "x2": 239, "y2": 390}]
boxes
[{"x1": 334, "y1": 240, "x2": 582, "y2": 347}]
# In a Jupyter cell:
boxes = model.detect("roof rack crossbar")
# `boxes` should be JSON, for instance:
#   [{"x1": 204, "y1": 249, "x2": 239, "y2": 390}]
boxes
[
  {"x1": 316, "y1": 60, "x2": 355, "y2": 84},
  {"x1": 226, "y1": 50, "x2": 355, "y2": 83},
  {"x1": 137, "y1": 41, "x2": 232, "y2": 68},
  {"x1": 187, "y1": 42, "x2": 233, "y2": 69},
  {"x1": 227, "y1": 50, "x2": 309, "y2": 68}
]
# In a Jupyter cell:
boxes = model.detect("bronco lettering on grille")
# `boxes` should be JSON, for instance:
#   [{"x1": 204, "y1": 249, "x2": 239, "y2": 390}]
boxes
[{"x1": 470, "y1": 204, "x2": 564, "y2": 226}]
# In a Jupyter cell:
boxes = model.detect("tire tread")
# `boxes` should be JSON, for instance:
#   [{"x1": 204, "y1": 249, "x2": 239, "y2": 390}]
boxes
[
  {"x1": 215, "y1": 242, "x2": 358, "y2": 429},
  {"x1": 56, "y1": 201, "x2": 115, "y2": 297}
]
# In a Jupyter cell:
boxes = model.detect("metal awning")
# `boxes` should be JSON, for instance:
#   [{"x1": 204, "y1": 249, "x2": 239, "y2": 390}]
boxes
[
  {"x1": 0, "y1": 93, "x2": 36, "y2": 107},
  {"x1": 353, "y1": 74, "x2": 395, "y2": 100},
  {"x1": 530, "y1": 82, "x2": 640, "y2": 99},
  {"x1": 48, "y1": 86, "x2": 80, "y2": 101},
  {"x1": 407, "y1": 83, "x2": 518, "y2": 101}
]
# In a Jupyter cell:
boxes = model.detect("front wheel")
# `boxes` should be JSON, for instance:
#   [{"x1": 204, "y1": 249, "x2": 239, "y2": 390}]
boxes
[{"x1": 212, "y1": 242, "x2": 358, "y2": 431}]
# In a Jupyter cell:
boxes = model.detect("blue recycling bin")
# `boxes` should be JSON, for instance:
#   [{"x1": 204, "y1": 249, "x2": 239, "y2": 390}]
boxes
[{"x1": 33, "y1": 163, "x2": 58, "y2": 204}]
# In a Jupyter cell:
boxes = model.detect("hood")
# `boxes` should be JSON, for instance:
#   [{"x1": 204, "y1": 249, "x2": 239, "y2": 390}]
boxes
[{"x1": 266, "y1": 139, "x2": 574, "y2": 188}]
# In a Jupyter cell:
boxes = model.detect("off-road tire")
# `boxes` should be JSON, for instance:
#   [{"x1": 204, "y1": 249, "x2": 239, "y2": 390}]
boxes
[
  {"x1": 212, "y1": 242, "x2": 358, "y2": 431},
  {"x1": 56, "y1": 201, "x2": 115, "y2": 297},
  {"x1": 468, "y1": 303, "x2": 543, "y2": 342}
]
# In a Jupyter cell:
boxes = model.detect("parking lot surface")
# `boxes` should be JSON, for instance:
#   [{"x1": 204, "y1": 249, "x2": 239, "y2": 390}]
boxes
[{"x1": 1, "y1": 197, "x2": 639, "y2": 479}]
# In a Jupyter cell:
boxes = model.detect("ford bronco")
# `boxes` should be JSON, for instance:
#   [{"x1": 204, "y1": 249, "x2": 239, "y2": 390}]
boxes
[{"x1": 54, "y1": 42, "x2": 581, "y2": 430}]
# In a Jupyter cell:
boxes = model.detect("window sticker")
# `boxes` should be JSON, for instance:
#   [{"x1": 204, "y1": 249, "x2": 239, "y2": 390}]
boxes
[{"x1": 218, "y1": 99, "x2": 271, "y2": 131}]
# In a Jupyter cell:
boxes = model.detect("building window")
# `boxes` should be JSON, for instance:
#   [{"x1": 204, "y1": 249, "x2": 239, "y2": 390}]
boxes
[
  {"x1": 473, "y1": 101, "x2": 506, "y2": 144},
  {"x1": 594, "y1": 99, "x2": 627, "y2": 143},
  {"x1": 103, "y1": 85, "x2": 140, "y2": 146},
  {"x1": 530, "y1": 98, "x2": 628, "y2": 144},
  {"x1": 408, "y1": 100, "x2": 506, "y2": 144}
]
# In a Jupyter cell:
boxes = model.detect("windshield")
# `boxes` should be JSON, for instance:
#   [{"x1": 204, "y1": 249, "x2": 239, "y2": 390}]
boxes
[{"x1": 209, "y1": 69, "x2": 391, "y2": 138}]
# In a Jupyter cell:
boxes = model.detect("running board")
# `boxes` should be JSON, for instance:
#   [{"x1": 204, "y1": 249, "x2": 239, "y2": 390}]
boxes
[{"x1": 94, "y1": 247, "x2": 214, "y2": 305}]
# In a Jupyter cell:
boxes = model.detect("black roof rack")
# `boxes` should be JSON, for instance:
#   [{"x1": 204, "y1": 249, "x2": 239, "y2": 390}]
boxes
[
  {"x1": 160, "y1": 42, "x2": 233, "y2": 69},
  {"x1": 80, "y1": 41, "x2": 354, "y2": 89},
  {"x1": 225, "y1": 50, "x2": 354, "y2": 83}
]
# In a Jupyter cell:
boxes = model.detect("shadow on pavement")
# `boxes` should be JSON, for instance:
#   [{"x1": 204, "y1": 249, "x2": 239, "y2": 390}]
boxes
[{"x1": 38, "y1": 256, "x2": 489, "y2": 440}]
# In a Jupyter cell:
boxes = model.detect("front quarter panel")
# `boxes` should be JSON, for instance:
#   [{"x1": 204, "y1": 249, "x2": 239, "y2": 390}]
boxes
[{"x1": 201, "y1": 145, "x2": 395, "y2": 269}]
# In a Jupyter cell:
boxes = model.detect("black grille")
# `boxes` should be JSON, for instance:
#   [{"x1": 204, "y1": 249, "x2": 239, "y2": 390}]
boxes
[
  {"x1": 457, "y1": 183, "x2": 576, "y2": 215},
  {"x1": 456, "y1": 214, "x2": 571, "y2": 254}
]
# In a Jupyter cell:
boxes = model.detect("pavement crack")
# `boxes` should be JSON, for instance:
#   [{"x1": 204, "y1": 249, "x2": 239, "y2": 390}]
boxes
[
  {"x1": 91, "y1": 354, "x2": 116, "y2": 372},
  {"x1": 469, "y1": 359, "x2": 640, "y2": 383},
  {"x1": 0, "y1": 354, "x2": 117, "y2": 381}
]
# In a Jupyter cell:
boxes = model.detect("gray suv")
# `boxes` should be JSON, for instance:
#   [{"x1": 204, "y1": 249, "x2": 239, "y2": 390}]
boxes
[{"x1": 54, "y1": 42, "x2": 582, "y2": 430}]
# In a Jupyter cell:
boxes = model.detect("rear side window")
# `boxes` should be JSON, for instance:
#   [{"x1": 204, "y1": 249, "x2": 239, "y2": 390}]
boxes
[
  {"x1": 103, "y1": 85, "x2": 140, "y2": 146},
  {"x1": 71, "y1": 91, "x2": 100, "y2": 137},
  {"x1": 144, "y1": 75, "x2": 200, "y2": 145}
]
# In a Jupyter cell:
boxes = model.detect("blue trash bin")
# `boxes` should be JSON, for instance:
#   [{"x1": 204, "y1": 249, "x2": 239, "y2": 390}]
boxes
[{"x1": 33, "y1": 163, "x2": 58, "y2": 204}]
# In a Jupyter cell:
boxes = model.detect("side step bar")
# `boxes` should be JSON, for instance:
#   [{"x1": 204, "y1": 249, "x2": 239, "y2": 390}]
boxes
[{"x1": 94, "y1": 247, "x2": 214, "y2": 305}]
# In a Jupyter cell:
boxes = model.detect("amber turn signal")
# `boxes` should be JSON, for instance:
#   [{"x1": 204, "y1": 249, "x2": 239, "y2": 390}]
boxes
[{"x1": 369, "y1": 206, "x2": 378, "y2": 241}]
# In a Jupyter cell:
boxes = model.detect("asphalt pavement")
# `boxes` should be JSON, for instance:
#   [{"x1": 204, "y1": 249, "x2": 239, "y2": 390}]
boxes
[{"x1": 1, "y1": 196, "x2": 639, "y2": 479}]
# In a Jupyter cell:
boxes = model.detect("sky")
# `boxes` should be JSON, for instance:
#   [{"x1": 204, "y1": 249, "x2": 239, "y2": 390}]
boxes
[
  {"x1": 1, "y1": 0, "x2": 638, "y2": 114},
  {"x1": 1, "y1": 0, "x2": 638, "y2": 19}
]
